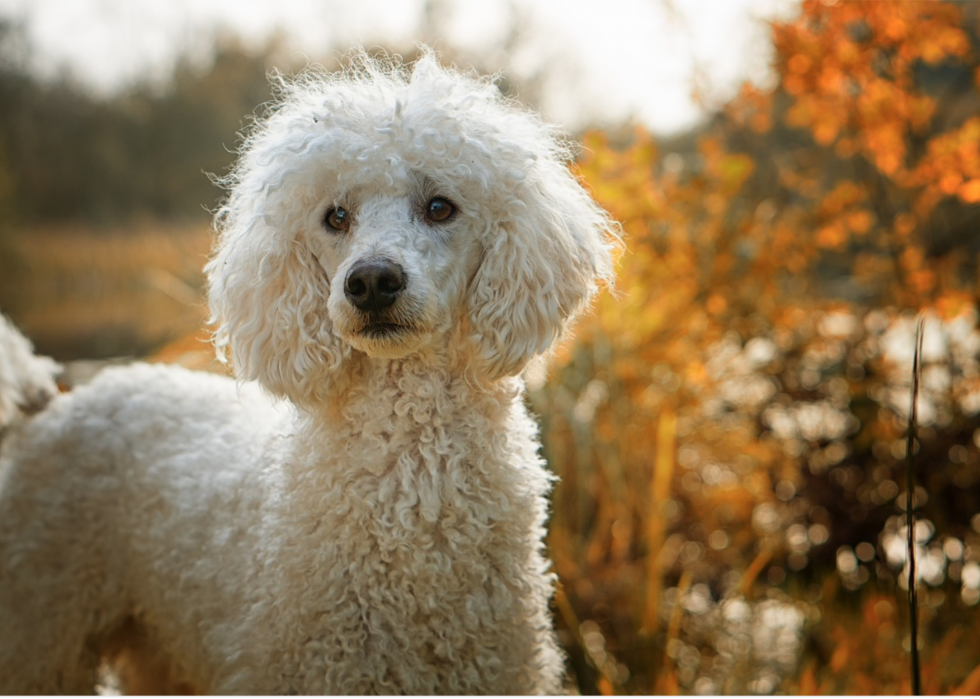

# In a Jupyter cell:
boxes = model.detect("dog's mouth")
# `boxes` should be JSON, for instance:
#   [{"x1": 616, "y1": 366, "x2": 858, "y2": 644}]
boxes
[
  {"x1": 345, "y1": 316, "x2": 430, "y2": 360},
  {"x1": 359, "y1": 321, "x2": 409, "y2": 338}
]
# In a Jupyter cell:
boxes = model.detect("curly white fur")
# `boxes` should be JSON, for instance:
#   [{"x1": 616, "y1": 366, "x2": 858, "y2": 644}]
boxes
[
  {"x1": 0, "y1": 49, "x2": 616, "y2": 694},
  {"x1": 0, "y1": 315, "x2": 60, "y2": 430}
]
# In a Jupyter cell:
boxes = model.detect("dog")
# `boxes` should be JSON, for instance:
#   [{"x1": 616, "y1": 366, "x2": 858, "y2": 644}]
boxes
[{"x1": 0, "y1": 49, "x2": 616, "y2": 694}]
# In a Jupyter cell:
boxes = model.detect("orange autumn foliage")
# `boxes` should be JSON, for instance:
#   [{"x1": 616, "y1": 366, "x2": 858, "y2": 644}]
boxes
[{"x1": 538, "y1": 0, "x2": 980, "y2": 693}]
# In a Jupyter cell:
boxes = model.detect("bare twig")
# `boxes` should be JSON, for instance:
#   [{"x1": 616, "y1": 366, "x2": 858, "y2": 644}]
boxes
[{"x1": 906, "y1": 316, "x2": 924, "y2": 696}]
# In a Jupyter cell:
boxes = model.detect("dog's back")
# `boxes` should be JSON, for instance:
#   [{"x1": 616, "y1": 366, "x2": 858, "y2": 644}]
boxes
[{"x1": 0, "y1": 357, "x2": 290, "y2": 693}]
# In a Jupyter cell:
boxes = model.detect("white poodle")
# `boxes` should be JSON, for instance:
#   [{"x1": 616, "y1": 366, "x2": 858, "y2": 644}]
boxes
[{"x1": 0, "y1": 50, "x2": 616, "y2": 694}]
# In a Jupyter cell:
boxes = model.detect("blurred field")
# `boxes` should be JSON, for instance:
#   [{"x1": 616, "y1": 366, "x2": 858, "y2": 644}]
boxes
[{"x1": 0, "y1": 224, "x2": 211, "y2": 360}]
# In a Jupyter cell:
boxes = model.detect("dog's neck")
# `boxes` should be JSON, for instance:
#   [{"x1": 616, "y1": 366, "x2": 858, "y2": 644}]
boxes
[
  {"x1": 301, "y1": 338, "x2": 526, "y2": 427},
  {"x1": 283, "y1": 346, "x2": 535, "y2": 489},
  {"x1": 300, "y1": 349, "x2": 524, "y2": 436}
]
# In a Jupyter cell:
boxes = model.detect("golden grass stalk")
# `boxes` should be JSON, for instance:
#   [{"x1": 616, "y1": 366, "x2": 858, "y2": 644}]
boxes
[{"x1": 643, "y1": 409, "x2": 676, "y2": 634}]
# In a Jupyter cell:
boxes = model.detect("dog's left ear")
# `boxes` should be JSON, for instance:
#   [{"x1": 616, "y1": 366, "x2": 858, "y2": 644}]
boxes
[{"x1": 467, "y1": 162, "x2": 618, "y2": 379}]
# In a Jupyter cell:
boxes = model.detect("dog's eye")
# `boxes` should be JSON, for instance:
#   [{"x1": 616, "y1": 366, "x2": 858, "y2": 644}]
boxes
[
  {"x1": 324, "y1": 207, "x2": 351, "y2": 232},
  {"x1": 424, "y1": 197, "x2": 456, "y2": 224}
]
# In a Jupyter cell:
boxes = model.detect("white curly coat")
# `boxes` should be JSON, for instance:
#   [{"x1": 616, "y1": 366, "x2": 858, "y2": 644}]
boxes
[{"x1": 0, "y1": 51, "x2": 616, "y2": 694}]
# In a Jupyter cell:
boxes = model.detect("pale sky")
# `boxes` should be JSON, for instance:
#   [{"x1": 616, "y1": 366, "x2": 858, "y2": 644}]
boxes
[{"x1": 0, "y1": 0, "x2": 799, "y2": 134}]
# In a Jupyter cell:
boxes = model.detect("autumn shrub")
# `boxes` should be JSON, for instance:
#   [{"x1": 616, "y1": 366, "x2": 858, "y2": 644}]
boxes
[{"x1": 536, "y1": 1, "x2": 980, "y2": 693}]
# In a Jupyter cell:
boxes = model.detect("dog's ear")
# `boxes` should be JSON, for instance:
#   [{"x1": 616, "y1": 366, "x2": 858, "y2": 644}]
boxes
[
  {"x1": 467, "y1": 163, "x2": 618, "y2": 379},
  {"x1": 206, "y1": 214, "x2": 350, "y2": 406}
]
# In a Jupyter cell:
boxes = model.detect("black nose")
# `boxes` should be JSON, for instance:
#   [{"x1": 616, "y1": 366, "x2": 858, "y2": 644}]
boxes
[{"x1": 344, "y1": 258, "x2": 406, "y2": 314}]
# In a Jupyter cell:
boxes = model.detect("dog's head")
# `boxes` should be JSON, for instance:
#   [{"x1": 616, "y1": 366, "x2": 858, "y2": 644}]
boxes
[{"x1": 207, "y1": 50, "x2": 617, "y2": 406}]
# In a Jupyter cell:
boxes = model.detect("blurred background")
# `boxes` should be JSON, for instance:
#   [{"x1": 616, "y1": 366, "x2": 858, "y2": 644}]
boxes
[{"x1": 2, "y1": 0, "x2": 980, "y2": 694}]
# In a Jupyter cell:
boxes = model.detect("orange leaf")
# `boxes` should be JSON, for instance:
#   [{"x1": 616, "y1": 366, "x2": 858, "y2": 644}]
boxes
[
  {"x1": 958, "y1": 179, "x2": 980, "y2": 203},
  {"x1": 845, "y1": 210, "x2": 873, "y2": 234},
  {"x1": 816, "y1": 223, "x2": 847, "y2": 249},
  {"x1": 707, "y1": 294, "x2": 727, "y2": 316},
  {"x1": 941, "y1": 172, "x2": 964, "y2": 195}
]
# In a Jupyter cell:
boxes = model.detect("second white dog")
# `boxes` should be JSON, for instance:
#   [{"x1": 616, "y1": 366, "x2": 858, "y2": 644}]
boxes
[{"x1": 0, "y1": 50, "x2": 616, "y2": 694}]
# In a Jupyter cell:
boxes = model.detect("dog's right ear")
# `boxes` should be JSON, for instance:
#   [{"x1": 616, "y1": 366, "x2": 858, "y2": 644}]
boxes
[{"x1": 206, "y1": 210, "x2": 351, "y2": 407}]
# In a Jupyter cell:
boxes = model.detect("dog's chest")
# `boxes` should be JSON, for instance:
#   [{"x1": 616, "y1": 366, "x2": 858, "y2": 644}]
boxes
[{"x1": 263, "y1": 427, "x2": 544, "y2": 693}]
